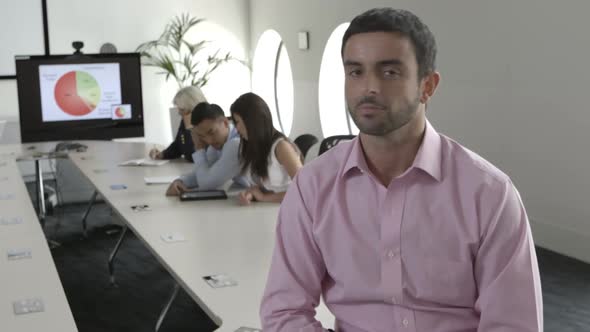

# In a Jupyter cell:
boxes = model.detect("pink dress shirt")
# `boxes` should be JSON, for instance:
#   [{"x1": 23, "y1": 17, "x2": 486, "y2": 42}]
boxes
[{"x1": 260, "y1": 121, "x2": 543, "y2": 332}]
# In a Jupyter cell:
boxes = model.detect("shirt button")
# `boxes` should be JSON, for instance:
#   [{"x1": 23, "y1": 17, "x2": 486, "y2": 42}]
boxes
[
  {"x1": 402, "y1": 318, "x2": 409, "y2": 327},
  {"x1": 387, "y1": 250, "x2": 399, "y2": 259}
]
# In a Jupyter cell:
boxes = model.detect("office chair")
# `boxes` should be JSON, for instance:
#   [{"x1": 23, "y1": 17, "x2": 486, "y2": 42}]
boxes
[
  {"x1": 294, "y1": 134, "x2": 319, "y2": 158},
  {"x1": 318, "y1": 135, "x2": 355, "y2": 156}
]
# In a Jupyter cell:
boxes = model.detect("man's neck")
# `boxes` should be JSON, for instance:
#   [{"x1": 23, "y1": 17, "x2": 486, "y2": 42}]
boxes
[{"x1": 359, "y1": 112, "x2": 426, "y2": 186}]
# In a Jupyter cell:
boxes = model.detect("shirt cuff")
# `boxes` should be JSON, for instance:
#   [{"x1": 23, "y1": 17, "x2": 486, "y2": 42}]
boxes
[{"x1": 179, "y1": 173, "x2": 198, "y2": 188}]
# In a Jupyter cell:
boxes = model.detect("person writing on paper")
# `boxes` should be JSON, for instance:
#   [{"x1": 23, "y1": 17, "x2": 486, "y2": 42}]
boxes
[
  {"x1": 229, "y1": 93, "x2": 303, "y2": 205},
  {"x1": 166, "y1": 102, "x2": 244, "y2": 196},
  {"x1": 149, "y1": 86, "x2": 206, "y2": 162},
  {"x1": 260, "y1": 8, "x2": 542, "y2": 332}
]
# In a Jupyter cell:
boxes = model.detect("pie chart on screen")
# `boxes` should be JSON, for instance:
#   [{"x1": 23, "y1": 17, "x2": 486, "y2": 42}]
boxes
[
  {"x1": 54, "y1": 71, "x2": 101, "y2": 116},
  {"x1": 114, "y1": 106, "x2": 126, "y2": 118}
]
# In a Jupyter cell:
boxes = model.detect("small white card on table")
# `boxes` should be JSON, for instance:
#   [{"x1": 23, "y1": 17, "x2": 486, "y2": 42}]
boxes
[
  {"x1": 7, "y1": 249, "x2": 32, "y2": 261},
  {"x1": 13, "y1": 298, "x2": 44, "y2": 315},
  {"x1": 203, "y1": 274, "x2": 238, "y2": 288},
  {"x1": 160, "y1": 232, "x2": 186, "y2": 243}
]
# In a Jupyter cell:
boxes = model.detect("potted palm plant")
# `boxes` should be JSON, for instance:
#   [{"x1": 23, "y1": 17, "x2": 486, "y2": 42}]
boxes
[{"x1": 136, "y1": 13, "x2": 245, "y2": 88}]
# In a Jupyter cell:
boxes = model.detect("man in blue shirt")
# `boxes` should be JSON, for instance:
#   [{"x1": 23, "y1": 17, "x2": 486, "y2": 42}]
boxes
[{"x1": 166, "y1": 102, "x2": 245, "y2": 195}]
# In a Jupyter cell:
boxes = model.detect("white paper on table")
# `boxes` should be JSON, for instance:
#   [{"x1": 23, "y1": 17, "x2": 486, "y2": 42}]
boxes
[
  {"x1": 144, "y1": 175, "x2": 178, "y2": 185},
  {"x1": 119, "y1": 158, "x2": 169, "y2": 166}
]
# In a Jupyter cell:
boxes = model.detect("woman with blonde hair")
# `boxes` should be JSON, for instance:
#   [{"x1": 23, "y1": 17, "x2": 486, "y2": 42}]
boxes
[{"x1": 149, "y1": 85, "x2": 207, "y2": 162}]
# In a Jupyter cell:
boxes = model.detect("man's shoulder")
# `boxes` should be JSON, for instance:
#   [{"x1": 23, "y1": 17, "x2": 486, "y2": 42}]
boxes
[
  {"x1": 222, "y1": 135, "x2": 241, "y2": 151},
  {"x1": 286, "y1": 140, "x2": 353, "y2": 211},
  {"x1": 296, "y1": 139, "x2": 353, "y2": 184},
  {"x1": 441, "y1": 134, "x2": 510, "y2": 186}
]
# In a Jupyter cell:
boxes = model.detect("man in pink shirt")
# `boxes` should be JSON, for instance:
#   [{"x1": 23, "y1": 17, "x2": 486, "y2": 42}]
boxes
[{"x1": 260, "y1": 7, "x2": 543, "y2": 332}]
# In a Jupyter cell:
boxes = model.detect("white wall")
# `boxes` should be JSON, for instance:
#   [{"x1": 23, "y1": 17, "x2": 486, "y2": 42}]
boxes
[
  {"x1": 0, "y1": 1, "x2": 45, "y2": 76},
  {"x1": 250, "y1": 0, "x2": 590, "y2": 262},
  {"x1": 0, "y1": 80, "x2": 19, "y2": 124},
  {"x1": 0, "y1": 0, "x2": 251, "y2": 146}
]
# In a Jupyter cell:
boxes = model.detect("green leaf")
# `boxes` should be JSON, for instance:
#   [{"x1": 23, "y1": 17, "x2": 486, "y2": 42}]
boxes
[
  {"x1": 136, "y1": 12, "x2": 247, "y2": 88},
  {"x1": 183, "y1": 39, "x2": 210, "y2": 56}
]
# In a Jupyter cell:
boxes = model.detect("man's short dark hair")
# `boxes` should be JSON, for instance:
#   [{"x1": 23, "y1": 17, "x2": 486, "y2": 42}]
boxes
[
  {"x1": 191, "y1": 102, "x2": 225, "y2": 126},
  {"x1": 342, "y1": 8, "x2": 437, "y2": 79}
]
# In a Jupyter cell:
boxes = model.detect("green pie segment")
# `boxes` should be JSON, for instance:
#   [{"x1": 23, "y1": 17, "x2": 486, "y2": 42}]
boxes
[{"x1": 76, "y1": 71, "x2": 101, "y2": 110}]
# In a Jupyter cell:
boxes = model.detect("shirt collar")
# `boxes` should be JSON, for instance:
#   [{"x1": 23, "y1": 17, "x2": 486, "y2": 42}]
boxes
[
  {"x1": 412, "y1": 120, "x2": 442, "y2": 182},
  {"x1": 342, "y1": 120, "x2": 442, "y2": 182},
  {"x1": 207, "y1": 123, "x2": 238, "y2": 153},
  {"x1": 227, "y1": 122, "x2": 239, "y2": 142}
]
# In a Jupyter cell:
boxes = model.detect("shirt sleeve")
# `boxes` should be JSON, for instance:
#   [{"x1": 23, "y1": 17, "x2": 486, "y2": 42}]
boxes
[
  {"x1": 190, "y1": 138, "x2": 242, "y2": 190},
  {"x1": 474, "y1": 179, "x2": 543, "y2": 332},
  {"x1": 260, "y1": 173, "x2": 329, "y2": 332},
  {"x1": 178, "y1": 165, "x2": 198, "y2": 188}
]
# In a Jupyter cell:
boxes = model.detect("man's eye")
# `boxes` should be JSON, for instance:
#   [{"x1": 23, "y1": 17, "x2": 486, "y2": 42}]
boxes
[
  {"x1": 348, "y1": 69, "x2": 361, "y2": 77},
  {"x1": 384, "y1": 70, "x2": 400, "y2": 77}
]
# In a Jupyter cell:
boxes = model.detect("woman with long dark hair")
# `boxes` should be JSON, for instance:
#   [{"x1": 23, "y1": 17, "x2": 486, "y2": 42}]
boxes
[{"x1": 230, "y1": 92, "x2": 303, "y2": 204}]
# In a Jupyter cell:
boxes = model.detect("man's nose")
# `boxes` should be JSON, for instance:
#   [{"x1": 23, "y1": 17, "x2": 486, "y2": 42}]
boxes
[{"x1": 364, "y1": 73, "x2": 380, "y2": 95}]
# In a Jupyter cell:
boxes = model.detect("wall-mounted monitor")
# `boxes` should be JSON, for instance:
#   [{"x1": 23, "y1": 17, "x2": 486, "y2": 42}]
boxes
[{"x1": 15, "y1": 52, "x2": 144, "y2": 142}]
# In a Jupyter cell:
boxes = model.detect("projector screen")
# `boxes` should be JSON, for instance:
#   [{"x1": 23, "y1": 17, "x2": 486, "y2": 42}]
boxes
[{"x1": 38, "y1": 63, "x2": 124, "y2": 122}]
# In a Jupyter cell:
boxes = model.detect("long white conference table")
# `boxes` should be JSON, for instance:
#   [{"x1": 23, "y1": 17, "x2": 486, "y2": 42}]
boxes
[
  {"x1": 0, "y1": 140, "x2": 334, "y2": 331},
  {"x1": 0, "y1": 155, "x2": 77, "y2": 332}
]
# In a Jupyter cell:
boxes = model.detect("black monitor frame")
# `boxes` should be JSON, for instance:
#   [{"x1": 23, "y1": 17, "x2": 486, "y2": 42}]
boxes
[{"x1": 15, "y1": 52, "x2": 144, "y2": 143}]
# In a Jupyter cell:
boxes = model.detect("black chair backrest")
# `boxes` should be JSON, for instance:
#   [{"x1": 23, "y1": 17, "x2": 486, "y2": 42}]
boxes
[
  {"x1": 318, "y1": 135, "x2": 355, "y2": 156},
  {"x1": 293, "y1": 134, "x2": 319, "y2": 158}
]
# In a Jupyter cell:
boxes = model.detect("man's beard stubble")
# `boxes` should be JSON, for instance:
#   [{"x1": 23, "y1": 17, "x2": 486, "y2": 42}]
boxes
[{"x1": 348, "y1": 95, "x2": 420, "y2": 136}]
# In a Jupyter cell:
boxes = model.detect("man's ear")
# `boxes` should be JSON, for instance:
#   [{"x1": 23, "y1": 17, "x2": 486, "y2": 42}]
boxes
[{"x1": 420, "y1": 71, "x2": 441, "y2": 104}]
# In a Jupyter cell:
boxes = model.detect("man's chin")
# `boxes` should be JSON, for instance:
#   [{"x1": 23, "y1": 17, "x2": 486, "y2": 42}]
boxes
[
  {"x1": 353, "y1": 118, "x2": 382, "y2": 134},
  {"x1": 359, "y1": 129, "x2": 390, "y2": 136},
  {"x1": 355, "y1": 122, "x2": 394, "y2": 136}
]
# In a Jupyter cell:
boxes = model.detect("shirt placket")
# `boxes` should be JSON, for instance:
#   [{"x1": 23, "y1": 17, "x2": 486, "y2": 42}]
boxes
[
  {"x1": 380, "y1": 182, "x2": 403, "y2": 304},
  {"x1": 380, "y1": 181, "x2": 416, "y2": 331}
]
